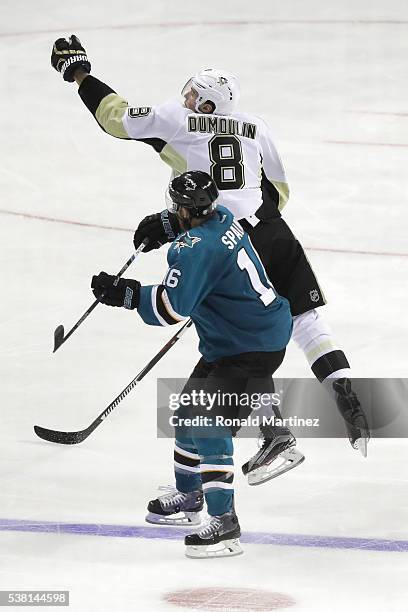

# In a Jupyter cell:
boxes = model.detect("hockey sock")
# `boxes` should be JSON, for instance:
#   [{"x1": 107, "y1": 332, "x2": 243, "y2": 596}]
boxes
[
  {"x1": 292, "y1": 309, "x2": 351, "y2": 382},
  {"x1": 174, "y1": 443, "x2": 202, "y2": 493},
  {"x1": 194, "y1": 435, "x2": 234, "y2": 516}
]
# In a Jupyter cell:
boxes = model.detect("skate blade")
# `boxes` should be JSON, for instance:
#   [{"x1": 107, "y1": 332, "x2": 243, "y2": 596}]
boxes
[
  {"x1": 353, "y1": 437, "x2": 368, "y2": 458},
  {"x1": 145, "y1": 511, "x2": 202, "y2": 526},
  {"x1": 185, "y1": 538, "x2": 243, "y2": 559},
  {"x1": 248, "y1": 448, "x2": 305, "y2": 486}
]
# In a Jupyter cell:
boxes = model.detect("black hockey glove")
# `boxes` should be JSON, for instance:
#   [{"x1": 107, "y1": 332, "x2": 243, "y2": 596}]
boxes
[
  {"x1": 91, "y1": 272, "x2": 140, "y2": 309},
  {"x1": 51, "y1": 35, "x2": 91, "y2": 82},
  {"x1": 133, "y1": 210, "x2": 180, "y2": 253}
]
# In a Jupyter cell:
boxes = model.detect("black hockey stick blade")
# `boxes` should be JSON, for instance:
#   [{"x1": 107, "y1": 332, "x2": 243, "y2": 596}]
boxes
[
  {"x1": 35, "y1": 318, "x2": 193, "y2": 445},
  {"x1": 51, "y1": 243, "x2": 147, "y2": 354},
  {"x1": 33, "y1": 387, "x2": 130, "y2": 445},
  {"x1": 34, "y1": 424, "x2": 91, "y2": 445},
  {"x1": 53, "y1": 325, "x2": 65, "y2": 353}
]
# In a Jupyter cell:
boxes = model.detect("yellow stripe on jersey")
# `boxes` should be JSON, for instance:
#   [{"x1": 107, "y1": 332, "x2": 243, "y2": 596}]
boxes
[
  {"x1": 159, "y1": 144, "x2": 188, "y2": 174},
  {"x1": 95, "y1": 93, "x2": 129, "y2": 139},
  {"x1": 272, "y1": 181, "x2": 290, "y2": 212}
]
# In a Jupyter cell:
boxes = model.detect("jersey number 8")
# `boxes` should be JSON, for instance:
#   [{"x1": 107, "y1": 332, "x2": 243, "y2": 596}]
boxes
[{"x1": 209, "y1": 135, "x2": 245, "y2": 190}]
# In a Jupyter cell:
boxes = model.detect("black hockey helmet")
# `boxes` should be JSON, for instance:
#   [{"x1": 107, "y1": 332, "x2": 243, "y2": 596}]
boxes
[{"x1": 167, "y1": 171, "x2": 219, "y2": 218}]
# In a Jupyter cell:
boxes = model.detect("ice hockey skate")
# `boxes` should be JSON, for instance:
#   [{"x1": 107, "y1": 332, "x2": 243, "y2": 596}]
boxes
[
  {"x1": 185, "y1": 511, "x2": 243, "y2": 559},
  {"x1": 242, "y1": 433, "x2": 305, "y2": 486},
  {"x1": 332, "y1": 378, "x2": 370, "y2": 457},
  {"x1": 145, "y1": 485, "x2": 204, "y2": 526}
]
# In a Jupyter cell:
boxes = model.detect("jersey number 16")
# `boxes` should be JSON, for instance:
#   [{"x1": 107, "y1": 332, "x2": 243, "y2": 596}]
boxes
[{"x1": 237, "y1": 247, "x2": 276, "y2": 307}]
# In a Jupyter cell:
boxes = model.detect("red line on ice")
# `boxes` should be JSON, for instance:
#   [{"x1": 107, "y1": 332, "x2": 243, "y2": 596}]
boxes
[
  {"x1": 1, "y1": 19, "x2": 408, "y2": 38},
  {"x1": 0, "y1": 209, "x2": 130, "y2": 233},
  {"x1": 325, "y1": 140, "x2": 408, "y2": 148},
  {"x1": 1, "y1": 208, "x2": 407, "y2": 259},
  {"x1": 345, "y1": 111, "x2": 408, "y2": 117}
]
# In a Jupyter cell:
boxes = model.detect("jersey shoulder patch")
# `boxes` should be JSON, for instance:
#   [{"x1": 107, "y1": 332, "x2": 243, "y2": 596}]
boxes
[{"x1": 173, "y1": 232, "x2": 202, "y2": 253}]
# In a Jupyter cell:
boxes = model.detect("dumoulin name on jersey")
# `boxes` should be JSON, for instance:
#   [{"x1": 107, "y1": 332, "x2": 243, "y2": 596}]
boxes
[
  {"x1": 187, "y1": 116, "x2": 257, "y2": 140},
  {"x1": 77, "y1": 76, "x2": 290, "y2": 221},
  {"x1": 137, "y1": 206, "x2": 292, "y2": 362}
]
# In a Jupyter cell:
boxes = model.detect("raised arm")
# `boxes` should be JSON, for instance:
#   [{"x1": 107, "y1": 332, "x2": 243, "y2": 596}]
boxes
[{"x1": 51, "y1": 35, "x2": 181, "y2": 146}]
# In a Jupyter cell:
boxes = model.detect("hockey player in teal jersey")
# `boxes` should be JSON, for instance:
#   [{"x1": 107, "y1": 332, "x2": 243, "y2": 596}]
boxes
[
  {"x1": 137, "y1": 207, "x2": 290, "y2": 361},
  {"x1": 91, "y1": 171, "x2": 293, "y2": 558}
]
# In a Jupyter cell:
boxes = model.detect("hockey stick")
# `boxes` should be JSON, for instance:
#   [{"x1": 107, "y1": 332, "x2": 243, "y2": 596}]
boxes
[
  {"x1": 35, "y1": 318, "x2": 193, "y2": 444},
  {"x1": 53, "y1": 240, "x2": 148, "y2": 353}
]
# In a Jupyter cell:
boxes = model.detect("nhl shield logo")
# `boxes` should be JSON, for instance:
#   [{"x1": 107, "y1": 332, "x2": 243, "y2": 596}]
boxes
[{"x1": 309, "y1": 289, "x2": 320, "y2": 302}]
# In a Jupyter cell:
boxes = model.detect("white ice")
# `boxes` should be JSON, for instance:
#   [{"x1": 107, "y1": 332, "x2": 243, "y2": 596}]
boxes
[{"x1": 1, "y1": 1, "x2": 408, "y2": 611}]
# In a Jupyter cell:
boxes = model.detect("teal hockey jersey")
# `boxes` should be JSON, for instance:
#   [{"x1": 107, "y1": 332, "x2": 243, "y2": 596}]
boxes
[{"x1": 137, "y1": 206, "x2": 292, "y2": 362}]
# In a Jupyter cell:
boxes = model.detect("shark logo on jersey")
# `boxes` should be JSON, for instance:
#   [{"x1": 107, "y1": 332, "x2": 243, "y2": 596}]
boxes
[
  {"x1": 309, "y1": 289, "x2": 320, "y2": 302},
  {"x1": 174, "y1": 232, "x2": 202, "y2": 253}
]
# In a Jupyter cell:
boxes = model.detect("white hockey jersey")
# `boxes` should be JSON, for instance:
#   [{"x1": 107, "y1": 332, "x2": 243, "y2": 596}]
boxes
[{"x1": 79, "y1": 76, "x2": 289, "y2": 222}]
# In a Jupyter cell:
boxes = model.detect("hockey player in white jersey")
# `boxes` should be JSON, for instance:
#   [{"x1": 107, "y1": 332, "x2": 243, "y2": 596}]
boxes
[{"x1": 51, "y1": 36, "x2": 370, "y2": 483}]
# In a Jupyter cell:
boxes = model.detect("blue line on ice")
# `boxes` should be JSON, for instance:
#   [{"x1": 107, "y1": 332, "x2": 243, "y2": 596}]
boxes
[{"x1": 1, "y1": 519, "x2": 407, "y2": 552}]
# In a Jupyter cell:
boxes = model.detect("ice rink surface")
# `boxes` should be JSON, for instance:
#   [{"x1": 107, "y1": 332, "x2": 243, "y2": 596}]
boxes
[{"x1": 1, "y1": 1, "x2": 408, "y2": 610}]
